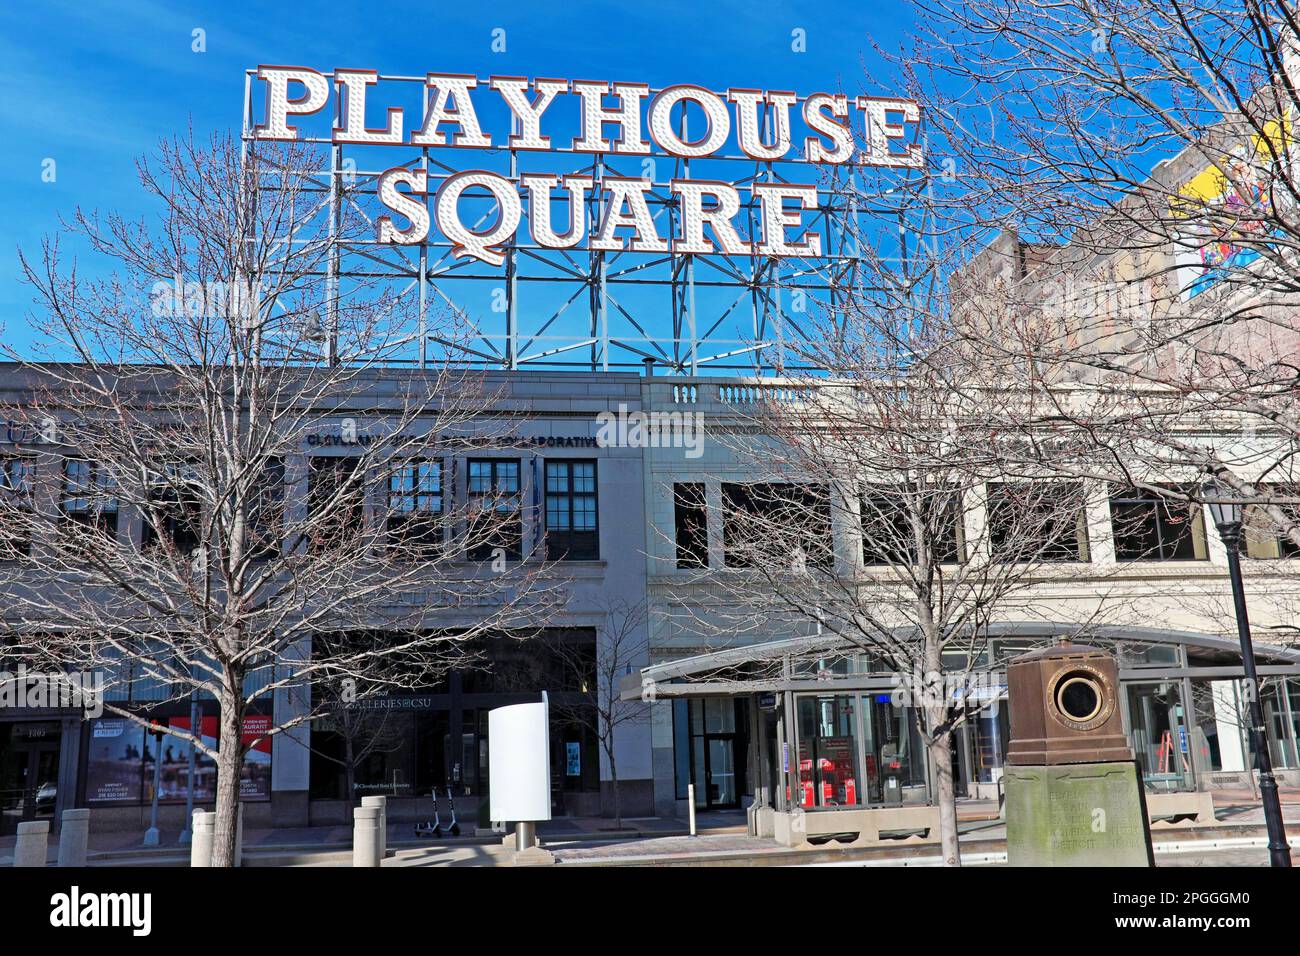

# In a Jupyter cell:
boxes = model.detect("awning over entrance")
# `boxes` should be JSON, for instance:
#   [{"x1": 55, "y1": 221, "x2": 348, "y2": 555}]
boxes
[{"x1": 622, "y1": 622, "x2": 1300, "y2": 700}]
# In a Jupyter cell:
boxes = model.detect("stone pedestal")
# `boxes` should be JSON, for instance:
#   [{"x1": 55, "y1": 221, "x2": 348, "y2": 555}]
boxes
[
  {"x1": 14, "y1": 820, "x2": 49, "y2": 867},
  {"x1": 190, "y1": 810, "x2": 214, "y2": 868},
  {"x1": 362, "y1": 796, "x2": 387, "y2": 859},
  {"x1": 512, "y1": 845, "x2": 556, "y2": 866},
  {"x1": 352, "y1": 806, "x2": 381, "y2": 868},
  {"x1": 1005, "y1": 762, "x2": 1152, "y2": 867},
  {"x1": 57, "y1": 809, "x2": 90, "y2": 867}
]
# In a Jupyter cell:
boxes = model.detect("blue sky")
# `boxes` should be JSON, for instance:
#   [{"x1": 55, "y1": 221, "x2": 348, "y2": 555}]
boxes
[{"x1": 0, "y1": 0, "x2": 917, "y2": 359}]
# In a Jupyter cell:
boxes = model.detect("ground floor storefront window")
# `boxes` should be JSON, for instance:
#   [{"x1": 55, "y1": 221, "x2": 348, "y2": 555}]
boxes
[
  {"x1": 81, "y1": 710, "x2": 272, "y2": 807},
  {"x1": 788, "y1": 692, "x2": 925, "y2": 808},
  {"x1": 308, "y1": 628, "x2": 602, "y2": 812},
  {"x1": 1127, "y1": 681, "x2": 1195, "y2": 791},
  {"x1": 1263, "y1": 679, "x2": 1300, "y2": 770},
  {"x1": 308, "y1": 704, "x2": 599, "y2": 807}
]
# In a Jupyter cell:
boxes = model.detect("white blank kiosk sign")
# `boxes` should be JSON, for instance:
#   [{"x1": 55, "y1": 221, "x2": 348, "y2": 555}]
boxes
[{"x1": 488, "y1": 697, "x2": 552, "y2": 823}]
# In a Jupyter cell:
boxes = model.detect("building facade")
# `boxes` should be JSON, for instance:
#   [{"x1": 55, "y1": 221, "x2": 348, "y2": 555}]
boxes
[
  {"x1": 0, "y1": 367, "x2": 654, "y2": 834},
  {"x1": 634, "y1": 377, "x2": 1300, "y2": 821},
  {"x1": 3, "y1": 366, "x2": 1300, "y2": 836}
]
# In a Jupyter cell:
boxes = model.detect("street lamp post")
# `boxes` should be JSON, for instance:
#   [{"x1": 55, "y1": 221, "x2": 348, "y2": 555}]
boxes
[
  {"x1": 1203, "y1": 477, "x2": 1292, "y2": 868},
  {"x1": 143, "y1": 724, "x2": 164, "y2": 847}
]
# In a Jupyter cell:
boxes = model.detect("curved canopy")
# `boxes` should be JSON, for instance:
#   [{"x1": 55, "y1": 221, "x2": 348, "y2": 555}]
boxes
[{"x1": 622, "y1": 622, "x2": 1300, "y2": 700}]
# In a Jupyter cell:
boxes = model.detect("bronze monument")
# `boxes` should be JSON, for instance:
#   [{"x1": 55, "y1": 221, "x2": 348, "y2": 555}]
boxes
[{"x1": 1003, "y1": 643, "x2": 1154, "y2": 867}]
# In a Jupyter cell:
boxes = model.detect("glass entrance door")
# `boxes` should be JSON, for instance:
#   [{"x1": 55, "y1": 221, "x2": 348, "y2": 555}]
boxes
[
  {"x1": 707, "y1": 738, "x2": 736, "y2": 806},
  {"x1": 681, "y1": 697, "x2": 743, "y2": 811},
  {"x1": 0, "y1": 723, "x2": 61, "y2": 836}
]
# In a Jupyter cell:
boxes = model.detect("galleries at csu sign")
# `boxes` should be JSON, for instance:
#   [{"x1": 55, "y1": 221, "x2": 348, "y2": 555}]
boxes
[{"x1": 251, "y1": 67, "x2": 923, "y2": 265}]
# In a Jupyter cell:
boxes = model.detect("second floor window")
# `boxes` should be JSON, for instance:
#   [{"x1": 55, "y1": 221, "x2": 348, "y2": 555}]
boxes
[
  {"x1": 986, "y1": 482, "x2": 1090, "y2": 563},
  {"x1": 247, "y1": 457, "x2": 285, "y2": 560},
  {"x1": 722, "y1": 482, "x2": 832, "y2": 570},
  {"x1": 141, "y1": 463, "x2": 203, "y2": 554},
  {"x1": 546, "y1": 460, "x2": 599, "y2": 560},
  {"x1": 62, "y1": 458, "x2": 120, "y2": 537},
  {"x1": 1243, "y1": 486, "x2": 1300, "y2": 559},
  {"x1": 468, "y1": 458, "x2": 521, "y2": 561},
  {"x1": 674, "y1": 482, "x2": 708, "y2": 569},
  {"x1": 861, "y1": 484, "x2": 965, "y2": 566},
  {"x1": 0, "y1": 457, "x2": 34, "y2": 558},
  {"x1": 307, "y1": 457, "x2": 363, "y2": 552},
  {"x1": 387, "y1": 458, "x2": 443, "y2": 557},
  {"x1": 1110, "y1": 484, "x2": 1207, "y2": 561}
]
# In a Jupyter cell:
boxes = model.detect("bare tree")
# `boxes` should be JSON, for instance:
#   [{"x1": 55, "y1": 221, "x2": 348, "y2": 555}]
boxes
[
  {"x1": 0, "y1": 134, "x2": 563, "y2": 866},
  {"x1": 664, "y1": 248, "x2": 1127, "y2": 865},
  {"x1": 552, "y1": 597, "x2": 649, "y2": 830},
  {"x1": 893, "y1": 0, "x2": 1300, "y2": 554}
]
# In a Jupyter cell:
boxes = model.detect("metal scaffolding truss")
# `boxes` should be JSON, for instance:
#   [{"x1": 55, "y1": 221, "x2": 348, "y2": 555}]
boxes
[{"x1": 241, "y1": 70, "x2": 916, "y2": 374}]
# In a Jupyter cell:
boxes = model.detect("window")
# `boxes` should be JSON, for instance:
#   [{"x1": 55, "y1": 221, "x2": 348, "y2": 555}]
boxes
[
  {"x1": 467, "y1": 458, "x2": 521, "y2": 561},
  {"x1": 545, "y1": 460, "x2": 598, "y2": 560},
  {"x1": 1243, "y1": 486, "x2": 1300, "y2": 559},
  {"x1": 861, "y1": 483, "x2": 964, "y2": 565},
  {"x1": 986, "y1": 482, "x2": 1090, "y2": 562},
  {"x1": 1110, "y1": 485, "x2": 1207, "y2": 561},
  {"x1": 307, "y1": 457, "x2": 363, "y2": 552},
  {"x1": 61, "y1": 459, "x2": 119, "y2": 537},
  {"x1": 722, "y1": 482, "x2": 831, "y2": 569},
  {"x1": 140, "y1": 462, "x2": 203, "y2": 554},
  {"x1": 673, "y1": 482, "x2": 708, "y2": 569},
  {"x1": 0, "y1": 457, "x2": 34, "y2": 558},
  {"x1": 247, "y1": 457, "x2": 285, "y2": 560},
  {"x1": 797, "y1": 695, "x2": 860, "y2": 808},
  {"x1": 387, "y1": 458, "x2": 443, "y2": 557}
]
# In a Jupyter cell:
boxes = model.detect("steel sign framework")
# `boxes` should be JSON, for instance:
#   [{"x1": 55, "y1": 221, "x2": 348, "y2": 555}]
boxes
[{"x1": 241, "y1": 68, "x2": 922, "y2": 374}]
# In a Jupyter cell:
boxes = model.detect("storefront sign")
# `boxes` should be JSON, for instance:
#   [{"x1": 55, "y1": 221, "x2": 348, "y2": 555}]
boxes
[
  {"x1": 251, "y1": 68, "x2": 922, "y2": 262},
  {"x1": 304, "y1": 427, "x2": 599, "y2": 450}
]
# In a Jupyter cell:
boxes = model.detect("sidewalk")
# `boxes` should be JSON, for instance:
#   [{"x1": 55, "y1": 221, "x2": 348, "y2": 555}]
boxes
[
  {"x1": 2, "y1": 793, "x2": 1294, "y2": 867},
  {"x1": 0, "y1": 809, "x2": 747, "y2": 866}
]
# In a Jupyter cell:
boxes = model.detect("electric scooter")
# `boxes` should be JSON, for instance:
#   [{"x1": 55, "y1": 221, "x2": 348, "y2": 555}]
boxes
[
  {"x1": 414, "y1": 791, "x2": 443, "y2": 837},
  {"x1": 444, "y1": 787, "x2": 461, "y2": 836}
]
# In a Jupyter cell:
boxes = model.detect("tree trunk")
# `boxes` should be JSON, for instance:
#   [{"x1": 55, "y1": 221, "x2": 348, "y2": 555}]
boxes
[
  {"x1": 608, "y1": 746, "x2": 623, "y2": 830},
  {"x1": 927, "y1": 728, "x2": 962, "y2": 867},
  {"x1": 210, "y1": 697, "x2": 244, "y2": 868},
  {"x1": 344, "y1": 733, "x2": 356, "y2": 818}
]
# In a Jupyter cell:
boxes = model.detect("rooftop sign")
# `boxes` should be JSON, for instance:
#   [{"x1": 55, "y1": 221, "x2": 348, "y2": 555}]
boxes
[{"x1": 250, "y1": 67, "x2": 922, "y2": 265}]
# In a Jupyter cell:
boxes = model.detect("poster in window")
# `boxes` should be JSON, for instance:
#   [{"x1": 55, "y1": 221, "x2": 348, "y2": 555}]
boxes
[
  {"x1": 162, "y1": 715, "x2": 273, "y2": 802},
  {"x1": 85, "y1": 718, "x2": 144, "y2": 803},
  {"x1": 566, "y1": 740, "x2": 581, "y2": 776}
]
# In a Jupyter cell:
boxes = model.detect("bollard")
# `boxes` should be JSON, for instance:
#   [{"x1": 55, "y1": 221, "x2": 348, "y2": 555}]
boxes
[
  {"x1": 361, "y1": 796, "x2": 387, "y2": 860},
  {"x1": 687, "y1": 784, "x2": 697, "y2": 837},
  {"x1": 353, "y1": 806, "x2": 381, "y2": 867},
  {"x1": 14, "y1": 820, "x2": 50, "y2": 867},
  {"x1": 190, "y1": 810, "x2": 214, "y2": 868},
  {"x1": 57, "y1": 809, "x2": 90, "y2": 867}
]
